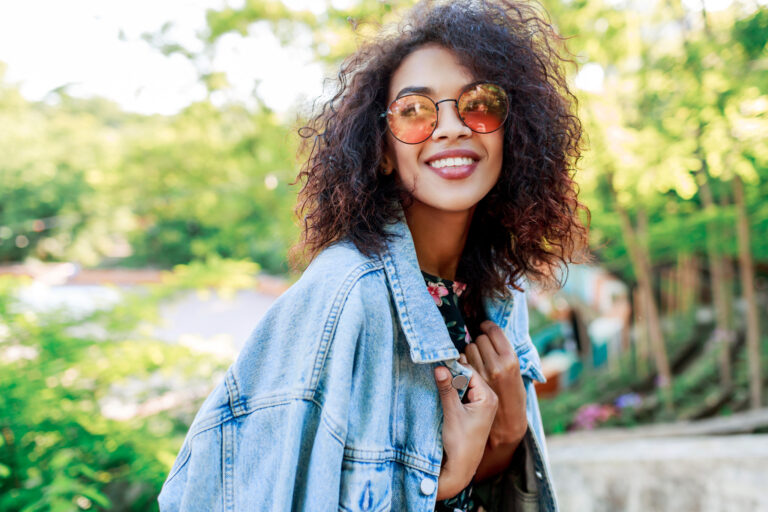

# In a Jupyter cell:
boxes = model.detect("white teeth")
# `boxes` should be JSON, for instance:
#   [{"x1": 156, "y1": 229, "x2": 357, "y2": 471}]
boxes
[{"x1": 429, "y1": 157, "x2": 475, "y2": 168}]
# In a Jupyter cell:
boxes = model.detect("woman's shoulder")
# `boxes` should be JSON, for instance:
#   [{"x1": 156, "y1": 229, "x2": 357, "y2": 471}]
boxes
[
  {"x1": 224, "y1": 242, "x2": 390, "y2": 412},
  {"x1": 291, "y1": 240, "x2": 385, "y2": 295},
  {"x1": 306, "y1": 240, "x2": 381, "y2": 274},
  {"x1": 271, "y1": 240, "x2": 388, "y2": 322}
]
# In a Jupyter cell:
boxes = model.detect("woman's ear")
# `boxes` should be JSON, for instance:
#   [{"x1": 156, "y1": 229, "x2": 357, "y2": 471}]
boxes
[{"x1": 380, "y1": 151, "x2": 396, "y2": 176}]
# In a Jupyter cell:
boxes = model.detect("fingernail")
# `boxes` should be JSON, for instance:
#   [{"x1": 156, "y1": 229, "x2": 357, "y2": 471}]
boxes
[{"x1": 435, "y1": 366, "x2": 449, "y2": 382}]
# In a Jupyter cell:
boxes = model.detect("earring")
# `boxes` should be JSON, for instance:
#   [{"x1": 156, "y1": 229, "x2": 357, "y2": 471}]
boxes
[{"x1": 381, "y1": 166, "x2": 393, "y2": 176}]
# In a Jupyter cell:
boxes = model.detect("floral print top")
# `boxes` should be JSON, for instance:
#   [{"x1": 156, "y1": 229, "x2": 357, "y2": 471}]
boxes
[{"x1": 422, "y1": 271, "x2": 480, "y2": 512}]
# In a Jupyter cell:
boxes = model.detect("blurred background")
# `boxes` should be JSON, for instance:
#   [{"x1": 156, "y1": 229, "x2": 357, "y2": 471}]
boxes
[{"x1": 0, "y1": 0, "x2": 766, "y2": 510}]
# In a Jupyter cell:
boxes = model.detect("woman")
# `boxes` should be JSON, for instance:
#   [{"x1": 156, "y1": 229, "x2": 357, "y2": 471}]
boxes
[{"x1": 159, "y1": 1, "x2": 587, "y2": 510}]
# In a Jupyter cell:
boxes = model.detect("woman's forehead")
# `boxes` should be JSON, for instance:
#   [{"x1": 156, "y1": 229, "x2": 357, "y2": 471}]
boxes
[{"x1": 388, "y1": 45, "x2": 476, "y2": 101}]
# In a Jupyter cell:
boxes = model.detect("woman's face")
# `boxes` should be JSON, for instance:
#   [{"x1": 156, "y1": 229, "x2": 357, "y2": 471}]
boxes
[{"x1": 384, "y1": 45, "x2": 504, "y2": 215}]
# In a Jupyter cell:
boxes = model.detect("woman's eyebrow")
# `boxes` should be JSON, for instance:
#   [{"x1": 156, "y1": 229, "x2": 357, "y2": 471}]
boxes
[
  {"x1": 395, "y1": 85, "x2": 434, "y2": 98},
  {"x1": 394, "y1": 81, "x2": 481, "y2": 99}
]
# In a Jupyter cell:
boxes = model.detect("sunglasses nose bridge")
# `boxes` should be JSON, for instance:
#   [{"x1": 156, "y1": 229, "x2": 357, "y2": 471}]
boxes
[
  {"x1": 432, "y1": 98, "x2": 470, "y2": 139},
  {"x1": 434, "y1": 98, "x2": 460, "y2": 119},
  {"x1": 434, "y1": 98, "x2": 458, "y2": 109}
]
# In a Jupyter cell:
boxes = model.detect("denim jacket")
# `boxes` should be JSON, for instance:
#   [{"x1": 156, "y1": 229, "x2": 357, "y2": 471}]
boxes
[{"x1": 158, "y1": 219, "x2": 558, "y2": 511}]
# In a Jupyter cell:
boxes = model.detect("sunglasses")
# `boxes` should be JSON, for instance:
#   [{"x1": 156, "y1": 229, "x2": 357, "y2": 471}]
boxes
[{"x1": 381, "y1": 82, "x2": 509, "y2": 144}]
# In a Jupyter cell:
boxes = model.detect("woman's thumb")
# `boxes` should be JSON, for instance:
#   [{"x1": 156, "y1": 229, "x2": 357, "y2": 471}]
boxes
[{"x1": 434, "y1": 366, "x2": 460, "y2": 415}]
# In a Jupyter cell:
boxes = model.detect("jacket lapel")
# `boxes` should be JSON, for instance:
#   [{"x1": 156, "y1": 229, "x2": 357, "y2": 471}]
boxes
[
  {"x1": 380, "y1": 218, "x2": 460, "y2": 364},
  {"x1": 379, "y1": 216, "x2": 545, "y2": 383}
]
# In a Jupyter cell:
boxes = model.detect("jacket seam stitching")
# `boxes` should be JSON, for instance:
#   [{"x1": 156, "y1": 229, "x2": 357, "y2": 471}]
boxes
[
  {"x1": 526, "y1": 420, "x2": 558, "y2": 511},
  {"x1": 222, "y1": 420, "x2": 235, "y2": 511},
  {"x1": 163, "y1": 442, "x2": 192, "y2": 484},
  {"x1": 238, "y1": 390, "x2": 314, "y2": 413},
  {"x1": 380, "y1": 251, "x2": 418, "y2": 360},
  {"x1": 308, "y1": 260, "x2": 383, "y2": 396},
  {"x1": 342, "y1": 448, "x2": 441, "y2": 475},
  {"x1": 320, "y1": 409, "x2": 346, "y2": 446},
  {"x1": 170, "y1": 406, "x2": 233, "y2": 448},
  {"x1": 226, "y1": 370, "x2": 244, "y2": 417},
  {"x1": 180, "y1": 390, "x2": 315, "y2": 441},
  {"x1": 227, "y1": 390, "x2": 348, "y2": 442},
  {"x1": 163, "y1": 398, "x2": 344, "y2": 486},
  {"x1": 223, "y1": 259, "x2": 383, "y2": 417}
]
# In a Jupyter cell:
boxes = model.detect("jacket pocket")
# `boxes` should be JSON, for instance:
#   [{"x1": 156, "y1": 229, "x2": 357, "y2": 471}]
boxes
[{"x1": 338, "y1": 458, "x2": 393, "y2": 512}]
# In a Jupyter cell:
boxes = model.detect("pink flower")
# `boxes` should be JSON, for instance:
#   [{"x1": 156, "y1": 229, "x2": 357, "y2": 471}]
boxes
[
  {"x1": 464, "y1": 326, "x2": 472, "y2": 344},
  {"x1": 427, "y1": 281, "x2": 449, "y2": 306},
  {"x1": 571, "y1": 403, "x2": 618, "y2": 431},
  {"x1": 452, "y1": 281, "x2": 467, "y2": 297}
]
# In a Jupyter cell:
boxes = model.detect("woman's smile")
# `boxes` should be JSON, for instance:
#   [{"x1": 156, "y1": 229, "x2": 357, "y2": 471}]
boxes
[{"x1": 424, "y1": 149, "x2": 481, "y2": 180}]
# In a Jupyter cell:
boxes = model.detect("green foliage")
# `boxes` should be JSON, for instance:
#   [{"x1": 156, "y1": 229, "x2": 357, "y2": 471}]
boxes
[
  {"x1": 200, "y1": 0, "x2": 418, "y2": 64},
  {"x1": 0, "y1": 80, "x2": 118, "y2": 265},
  {"x1": 0, "y1": 4, "x2": 766, "y2": 507},
  {"x1": 114, "y1": 102, "x2": 299, "y2": 273},
  {"x1": 540, "y1": 0, "x2": 768, "y2": 282},
  {"x1": 0, "y1": 275, "x2": 229, "y2": 511},
  {"x1": 2, "y1": 1, "x2": 767, "y2": 283},
  {"x1": 159, "y1": 256, "x2": 260, "y2": 299},
  {"x1": 0, "y1": 77, "x2": 299, "y2": 274},
  {"x1": 733, "y1": 7, "x2": 768, "y2": 60},
  {"x1": 540, "y1": 312, "x2": 768, "y2": 434}
]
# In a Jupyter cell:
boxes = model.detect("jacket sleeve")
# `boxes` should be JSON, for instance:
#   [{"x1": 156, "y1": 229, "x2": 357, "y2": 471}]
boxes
[
  {"x1": 477, "y1": 286, "x2": 560, "y2": 511},
  {"x1": 159, "y1": 258, "x2": 371, "y2": 511},
  {"x1": 508, "y1": 286, "x2": 546, "y2": 384},
  {"x1": 157, "y1": 382, "x2": 348, "y2": 512}
]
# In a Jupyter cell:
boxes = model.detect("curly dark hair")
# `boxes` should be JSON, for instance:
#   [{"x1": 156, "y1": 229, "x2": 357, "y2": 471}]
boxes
[{"x1": 295, "y1": 0, "x2": 589, "y2": 327}]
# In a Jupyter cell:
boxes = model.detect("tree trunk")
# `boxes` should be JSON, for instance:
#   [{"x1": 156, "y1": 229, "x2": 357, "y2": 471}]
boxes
[
  {"x1": 677, "y1": 253, "x2": 698, "y2": 314},
  {"x1": 573, "y1": 304, "x2": 593, "y2": 372},
  {"x1": 616, "y1": 204, "x2": 673, "y2": 411},
  {"x1": 732, "y1": 174, "x2": 762, "y2": 408},
  {"x1": 696, "y1": 162, "x2": 733, "y2": 390},
  {"x1": 633, "y1": 286, "x2": 650, "y2": 377}
]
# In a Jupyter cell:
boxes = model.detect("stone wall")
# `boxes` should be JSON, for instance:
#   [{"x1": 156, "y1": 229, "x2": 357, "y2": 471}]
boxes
[{"x1": 547, "y1": 433, "x2": 768, "y2": 512}]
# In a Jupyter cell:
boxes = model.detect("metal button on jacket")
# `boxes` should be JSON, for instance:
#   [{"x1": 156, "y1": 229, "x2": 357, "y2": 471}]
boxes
[
  {"x1": 451, "y1": 374, "x2": 469, "y2": 390},
  {"x1": 420, "y1": 478, "x2": 436, "y2": 495}
]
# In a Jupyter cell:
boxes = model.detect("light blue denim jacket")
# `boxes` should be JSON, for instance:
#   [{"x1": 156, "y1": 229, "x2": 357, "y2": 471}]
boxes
[{"x1": 158, "y1": 219, "x2": 558, "y2": 511}]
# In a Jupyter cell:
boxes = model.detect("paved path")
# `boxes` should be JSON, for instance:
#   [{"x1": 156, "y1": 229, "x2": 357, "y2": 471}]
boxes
[
  {"x1": 152, "y1": 288, "x2": 278, "y2": 357},
  {"x1": 4, "y1": 264, "x2": 285, "y2": 359}
]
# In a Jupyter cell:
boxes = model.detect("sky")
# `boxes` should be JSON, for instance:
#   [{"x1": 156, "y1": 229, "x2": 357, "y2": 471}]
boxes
[
  {"x1": 0, "y1": 0, "x2": 327, "y2": 114},
  {"x1": 0, "y1": 0, "x2": 750, "y2": 116}
]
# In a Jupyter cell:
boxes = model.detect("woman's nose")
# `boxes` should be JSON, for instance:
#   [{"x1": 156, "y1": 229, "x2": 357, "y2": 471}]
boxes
[{"x1": 431, "y1": 101, "x2": 472, "y2": 141}]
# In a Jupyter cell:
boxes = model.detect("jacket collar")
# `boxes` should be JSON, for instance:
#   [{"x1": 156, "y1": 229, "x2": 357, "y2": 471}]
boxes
[
  {"x1": 378, "y1": 215, "x2": 548, "y2": 385},
  {"x1": 379, "y1": 215, "x2": 515, "y2": 362},
  {"x1": 380, "y1": 217, "x2": 460, "y2": 364}
]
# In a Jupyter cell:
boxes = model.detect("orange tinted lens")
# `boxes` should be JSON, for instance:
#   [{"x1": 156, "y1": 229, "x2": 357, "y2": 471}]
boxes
[
  {"x1": 458, "y1": 84, "x2": 508, "y2": 133},
  {"x1": 387, "y1": 95, "x2": 437, "y2": 143}
]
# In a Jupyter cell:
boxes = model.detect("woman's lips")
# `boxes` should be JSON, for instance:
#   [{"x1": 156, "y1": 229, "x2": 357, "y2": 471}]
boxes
[
  {"x1": 426, "y1": 160, "x2": 478, "y2": 179},
  {"x1": 424, "y1": 149, "x2": 481, "y2": 180}
]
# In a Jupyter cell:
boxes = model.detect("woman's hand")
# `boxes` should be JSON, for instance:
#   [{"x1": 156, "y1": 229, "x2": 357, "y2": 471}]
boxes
[
  {"x1": 434, "y1": 365, "x2": 497, "y2": 500},
  {"x1": 463, "y1": 320, "x2": 527, "y2": 449}
]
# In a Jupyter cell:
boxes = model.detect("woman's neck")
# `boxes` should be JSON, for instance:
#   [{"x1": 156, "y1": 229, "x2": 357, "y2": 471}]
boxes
[{"x1": 405, "y1": 202, "x2": 474, "y2": 281}]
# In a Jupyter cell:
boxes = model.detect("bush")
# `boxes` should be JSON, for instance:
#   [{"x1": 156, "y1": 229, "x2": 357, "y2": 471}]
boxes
[{"x1": 0, "y1": 273, "x2": 232, "y2": 511}]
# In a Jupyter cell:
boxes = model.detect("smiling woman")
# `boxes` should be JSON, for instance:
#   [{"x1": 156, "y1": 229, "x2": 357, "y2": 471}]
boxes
[{"x1": 159, "y1": 1, "x2": 588, "y2": 511}]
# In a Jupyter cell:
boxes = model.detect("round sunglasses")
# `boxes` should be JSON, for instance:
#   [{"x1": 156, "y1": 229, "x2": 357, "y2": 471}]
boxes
[{"x1": 381, "y1": 82, "x2": 509, "y2": 144}]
